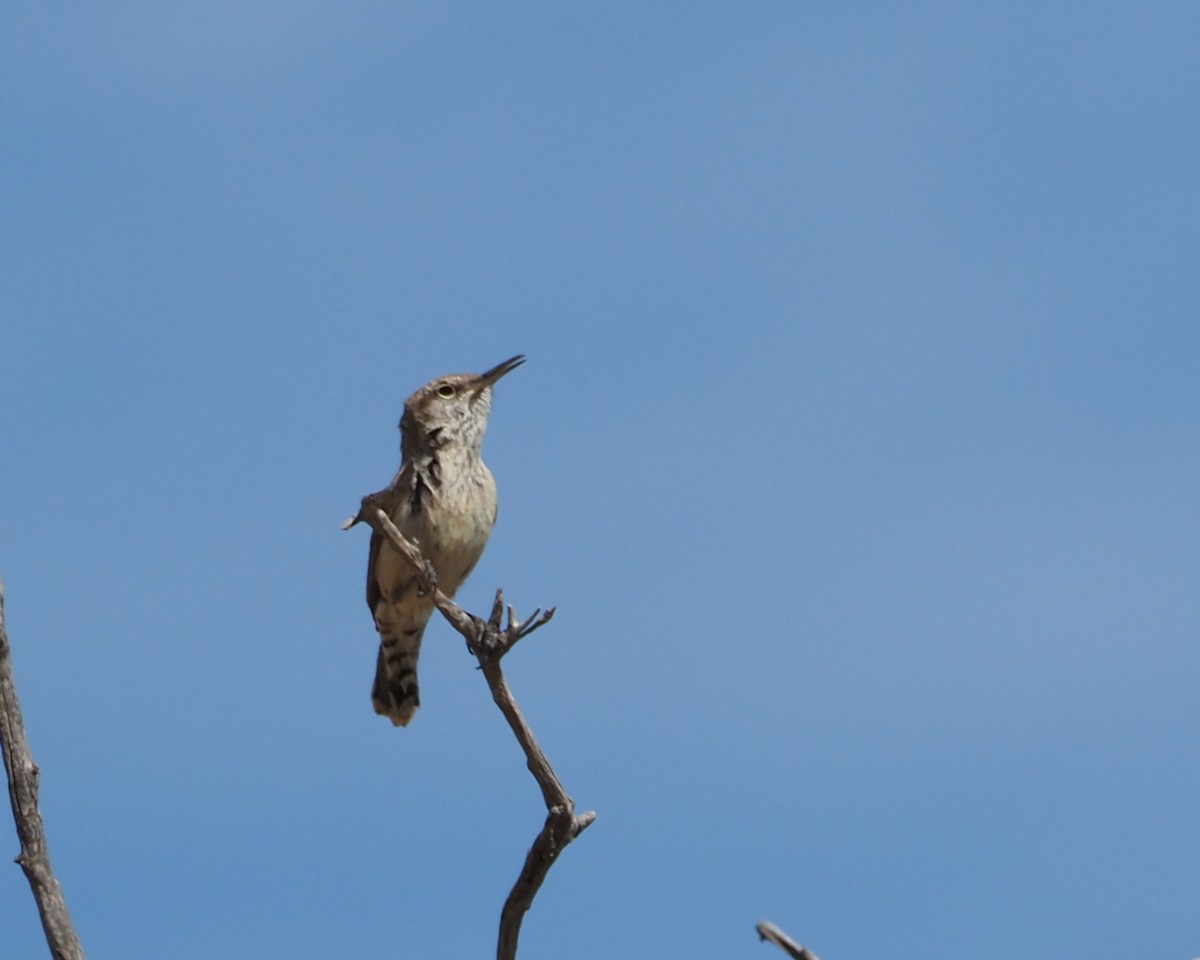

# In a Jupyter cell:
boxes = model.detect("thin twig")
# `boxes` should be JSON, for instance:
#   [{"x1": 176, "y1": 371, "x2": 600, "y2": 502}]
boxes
[
  {"x1": 0, "y1": 580, "x2": 86, "y2": 960},
  {"x1": 756, "y1": 921, "x2": 821, "y2": 960},
  {"x1": 360, "y1": 509, "x2": 594, "y2": 960}
]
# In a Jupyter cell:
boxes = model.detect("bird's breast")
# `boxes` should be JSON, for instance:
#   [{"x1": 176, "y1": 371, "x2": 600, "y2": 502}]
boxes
[{"x1": 389, "y1": 460, "x2": 498, "y2": 597}]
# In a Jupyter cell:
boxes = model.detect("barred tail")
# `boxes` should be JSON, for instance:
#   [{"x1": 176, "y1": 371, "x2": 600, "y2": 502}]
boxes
[{"x1": 372, "y1": 634, "x2": 421, "y2": 726}]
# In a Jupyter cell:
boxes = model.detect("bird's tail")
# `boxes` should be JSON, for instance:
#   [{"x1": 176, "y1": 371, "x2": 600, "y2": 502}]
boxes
[{"x1": 372, "y1": 633, "x2": 421, "y2": 726}]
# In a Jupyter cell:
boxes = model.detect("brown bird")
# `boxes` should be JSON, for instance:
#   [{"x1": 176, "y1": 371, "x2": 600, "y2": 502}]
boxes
[{"x1": 361, "y1": 355, "x2": 524, "y2": 725}]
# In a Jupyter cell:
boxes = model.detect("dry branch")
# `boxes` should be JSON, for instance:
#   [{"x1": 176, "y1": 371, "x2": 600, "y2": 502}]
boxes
[
  {"x1": 756, "y1": 921, "x2": 821, "y2": 960},
  {"x1": 353, "y1": 504, "x2": 595, "y2": 960},
  {"x1": 0, "y1": 579, "x2": 86, "y2": 960}
]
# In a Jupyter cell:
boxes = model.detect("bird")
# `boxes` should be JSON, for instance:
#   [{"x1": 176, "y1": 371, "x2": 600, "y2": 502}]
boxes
[{"x1": 360, "y1": 355, "x2": 524, "y2": 726}]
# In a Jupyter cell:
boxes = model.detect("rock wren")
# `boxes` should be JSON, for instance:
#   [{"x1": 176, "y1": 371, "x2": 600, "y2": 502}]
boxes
[{"x1": 359, "y1": 355, "x2": 524, "y2": 726}]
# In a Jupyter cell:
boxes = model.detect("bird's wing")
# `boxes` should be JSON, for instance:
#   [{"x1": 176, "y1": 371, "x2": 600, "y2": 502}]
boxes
[
  {"x1": 363, "y1": 464, "x2": 412, "y2": 612},
  {"x1": 365, "y1": 527, "x2": 383, "y2": 612}
]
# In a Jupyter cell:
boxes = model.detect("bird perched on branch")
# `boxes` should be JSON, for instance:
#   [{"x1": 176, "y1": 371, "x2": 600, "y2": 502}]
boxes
[{"x1": 354, "y1": 355, "x2": 524, "y2": 726}]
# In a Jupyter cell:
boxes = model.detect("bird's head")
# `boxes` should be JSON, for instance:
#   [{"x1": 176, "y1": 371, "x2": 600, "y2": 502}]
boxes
[{"x1": 400, "y1": 354, "x2": 525, "y2": 453}]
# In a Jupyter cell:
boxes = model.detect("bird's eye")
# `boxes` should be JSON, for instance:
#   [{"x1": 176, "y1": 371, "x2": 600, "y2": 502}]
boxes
[{"x1": 437, "y1": 384, "x2": 456, "y2": 398}]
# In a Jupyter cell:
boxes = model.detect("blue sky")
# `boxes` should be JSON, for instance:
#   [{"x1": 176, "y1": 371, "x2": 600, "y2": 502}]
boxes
[{"x1": 3, "y1": 3, "x2": 1198, "y2": 958}]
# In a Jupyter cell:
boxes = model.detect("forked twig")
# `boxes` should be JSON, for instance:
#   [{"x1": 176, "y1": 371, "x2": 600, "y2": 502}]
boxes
[
  {"x1": 357, "y1": 507, "x2": 594, "y2": 960},
  {"x1": 0, "y1": 580, "x2": 86, "y2": 960},
  {"x1": 757, "y1": 921, "x2": 822, "y2": 960}
]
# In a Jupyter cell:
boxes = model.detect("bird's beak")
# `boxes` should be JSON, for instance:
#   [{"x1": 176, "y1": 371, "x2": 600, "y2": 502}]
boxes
[{"x1": 470, "y1": 354, "x2": 525, "y2": 398}]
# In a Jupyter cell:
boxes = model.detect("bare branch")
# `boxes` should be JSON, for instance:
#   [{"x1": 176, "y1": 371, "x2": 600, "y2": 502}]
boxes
[
  {"x1": 0, "y1": 580, "x2": 86, "y2": 960},
  {"x1": 756, "y1": 921, "x2": 821, "y2": 960},
  {"x1": 367, "y1": 511, "x2": 590, "y2": 954},
  {"x1": 359, "y1": 511, "x2": 594, "y2": 960}
]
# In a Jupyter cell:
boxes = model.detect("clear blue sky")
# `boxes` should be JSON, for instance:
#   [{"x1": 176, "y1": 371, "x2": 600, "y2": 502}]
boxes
[{"x1": 3, "y1": 4, "x2": 1198, "y2": 958}]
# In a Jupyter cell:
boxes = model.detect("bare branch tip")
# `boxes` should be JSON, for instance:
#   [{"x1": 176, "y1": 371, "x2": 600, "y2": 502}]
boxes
[
  {"x1": 508, "y1": 607, "x2": 555, "y2": 643},
  {"x1": 489, "y1": 592, "x2": 506, "y2": 629},
  {"x1": 756, "y1": 921, "x2": 820, "y2": 960}
]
